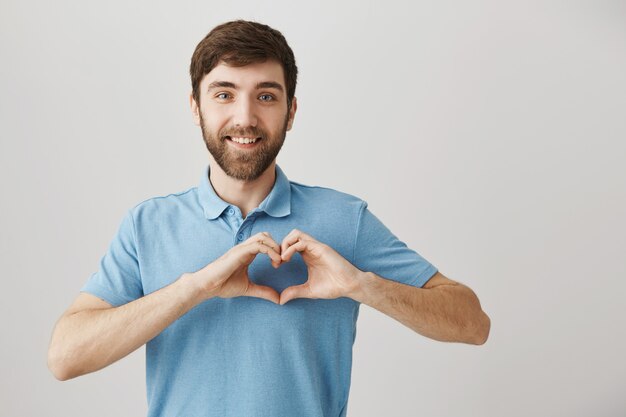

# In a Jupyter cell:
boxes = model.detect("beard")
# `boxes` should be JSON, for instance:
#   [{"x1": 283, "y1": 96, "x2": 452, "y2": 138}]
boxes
[{"x1": 200, "y1": 111, "x2": 289, "y2": 181}]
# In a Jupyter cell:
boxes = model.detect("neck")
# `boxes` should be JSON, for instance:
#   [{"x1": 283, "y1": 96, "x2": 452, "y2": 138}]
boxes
[{"x1": 208, "y1": 159, "x2": 277, "y2": 218}]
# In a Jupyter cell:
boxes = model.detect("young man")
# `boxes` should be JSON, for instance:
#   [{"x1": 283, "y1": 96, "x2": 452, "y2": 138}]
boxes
[{"x1": 48, "y1": 20, "x2": 490, "y2": 417}]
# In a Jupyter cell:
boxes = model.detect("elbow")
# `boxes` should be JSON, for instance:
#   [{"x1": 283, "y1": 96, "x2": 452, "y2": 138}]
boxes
[
  {"x1": 49, "y1": 367, "x2": 73, "y2": 382},
  {"x1": 47, "y1": 341, "x2": 81, "y2": 381},
  {"x1": 47, "y1": 348, "x2": 72, "y2": 381},
  {"x1": 455, "y1": 286, "x2": 491, "y2": 346},
  {"x1": 470, "y1": 311, "x2": 491, "y2": 345}
]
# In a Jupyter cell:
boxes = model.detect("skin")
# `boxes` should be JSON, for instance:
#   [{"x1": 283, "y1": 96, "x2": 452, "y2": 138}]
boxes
[{"x1": 47, "y1": 59, "x2": 490, "y2": 382}]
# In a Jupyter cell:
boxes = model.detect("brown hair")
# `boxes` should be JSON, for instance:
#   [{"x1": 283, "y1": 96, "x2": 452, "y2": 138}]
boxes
[{"x1": 190, "y1": 20, "x2": 298, "y2": 109}]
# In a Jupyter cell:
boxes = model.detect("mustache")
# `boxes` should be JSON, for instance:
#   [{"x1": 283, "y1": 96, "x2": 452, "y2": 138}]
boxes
[{"x1": 220, "y1": 126, "x2": 266, "y2": 139}]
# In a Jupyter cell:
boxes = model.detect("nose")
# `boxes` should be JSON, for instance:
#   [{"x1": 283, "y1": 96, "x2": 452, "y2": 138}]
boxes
[{"x1": 232, "y1": 97, "x2": 258, "y2": 128}]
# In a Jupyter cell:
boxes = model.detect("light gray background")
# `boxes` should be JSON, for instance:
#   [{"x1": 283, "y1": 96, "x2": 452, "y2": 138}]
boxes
[{"x1": 1, "y1": 0, "x2": 625, "y2": 416}]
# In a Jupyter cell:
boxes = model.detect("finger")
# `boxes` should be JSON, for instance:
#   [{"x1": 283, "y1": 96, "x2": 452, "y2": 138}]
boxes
[
  {"x1": 281, "y1": 229, "x2": 316, "y2": 254},
  {"x1": 247, "y1": 231, "x2": 281, "y2": 252},
  {"x1": 281, "y1": 239, "x2": 311, "y2": 262},
  {"x1": 248, "y1": 232, "x2": 283, "y2": 266},
  {"x1": 259, "y1": 231, "x2": 282, "y2": 253},
  {"x1": 279, "y1": 283, "x2": 312, "y2": 305},
  {"x1": 248, "y1": 241, "x2": 283, "y2": 266},
  {"x1": 244, "y1": 282, "x2": 280, "y2": 304},
  {"x1": 237, "y1": 240, "x2": 281, "y2": 267}
]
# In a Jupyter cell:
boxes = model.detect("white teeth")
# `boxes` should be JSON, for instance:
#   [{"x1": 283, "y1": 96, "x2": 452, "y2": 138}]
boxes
[{"x1": 230, "y1": 137, "x2": 258, "y2": 144}]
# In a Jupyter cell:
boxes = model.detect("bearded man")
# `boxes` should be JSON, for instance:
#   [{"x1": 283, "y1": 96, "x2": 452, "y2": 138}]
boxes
[{"x1": 48, "y1": 19, "x2": 490, "y2": 417}]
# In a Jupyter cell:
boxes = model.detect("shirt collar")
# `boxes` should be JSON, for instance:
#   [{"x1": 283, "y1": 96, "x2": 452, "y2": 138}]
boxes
[{"x1": 198, "y1": 164, "x2": 291, "y2": 220}]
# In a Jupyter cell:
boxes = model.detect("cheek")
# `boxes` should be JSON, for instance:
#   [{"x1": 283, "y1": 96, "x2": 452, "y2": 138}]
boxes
[
  {"x1": 201, "y1": 111, "x2": 228, "y2": 131},
  {"x1": 264, "y1": 109, "x2": 289, "y2": 129}
]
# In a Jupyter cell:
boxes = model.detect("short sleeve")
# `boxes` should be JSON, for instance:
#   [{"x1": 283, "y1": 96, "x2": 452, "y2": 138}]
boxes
[
  {"x1": 80, "y1": 209, "x2": 144, "y2": 306},
  {"x1": 353, "y1": 201, "x2": 438, "y2": 288}
]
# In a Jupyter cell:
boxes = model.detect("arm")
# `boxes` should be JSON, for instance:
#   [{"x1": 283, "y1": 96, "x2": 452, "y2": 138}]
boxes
[
  {"x1": 47, "y1": 273, "x2": 203, "y2": 381},
  {"x1": 48, "y1": 232, "x2": 283, "y2": 381},
  {"x1": 350, "y1": 271, "x2": 490, "y2": 345},
  {"x1": 278, "y1": 229, "x2": 490, "y2": 345}
]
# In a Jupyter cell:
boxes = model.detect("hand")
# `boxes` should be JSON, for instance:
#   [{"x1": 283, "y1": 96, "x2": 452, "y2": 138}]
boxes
[
  {"x1": 278, "y1": 229, "x2": 363, "y2": 305},
  {"x1": 191, "y1": 232, "x2": 283, "y2": 304}
]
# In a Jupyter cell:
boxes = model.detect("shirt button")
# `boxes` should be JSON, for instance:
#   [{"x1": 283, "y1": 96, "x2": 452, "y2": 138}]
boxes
[
  {"x1": 227, "y1": 208, "x2": 235, "y2": 215},
  {"x1": 237, "y1": 233, "x2": 244, "y2": 241}
]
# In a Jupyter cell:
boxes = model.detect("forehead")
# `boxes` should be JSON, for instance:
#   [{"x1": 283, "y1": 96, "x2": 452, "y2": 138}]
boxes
[{"x1": 201, "y1": 60, "x2": 286, "y2": 89}]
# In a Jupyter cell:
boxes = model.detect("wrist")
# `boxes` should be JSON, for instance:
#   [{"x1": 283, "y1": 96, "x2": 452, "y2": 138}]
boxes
[
  {"x1": 178, "y1": 272, "x2": 217, "y2": 304},
  {"x1": 348, "y1": 270, "x2": 375, "y2": 304}
]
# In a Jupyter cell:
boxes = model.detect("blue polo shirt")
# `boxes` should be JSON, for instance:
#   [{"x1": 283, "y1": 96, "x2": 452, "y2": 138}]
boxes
[{"x1": 81, "y1": 164, "x2": 438, "y2": 417}]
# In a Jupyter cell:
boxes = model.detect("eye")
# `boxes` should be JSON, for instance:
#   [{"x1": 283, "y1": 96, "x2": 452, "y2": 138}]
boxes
[
  {"x1": 215, "y1": 92, "x2": 232, "y2": 100},
  {"x1": 259, "y1": 94, "x2": 274, "y2": 102}
]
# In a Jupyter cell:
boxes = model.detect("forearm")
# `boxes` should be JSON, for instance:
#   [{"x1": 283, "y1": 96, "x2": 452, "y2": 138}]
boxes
[
  {"x1": 48, "y1": 273, "x2": 204, "y2": 380},
  {"x1": 351, "y1": 272, "x2": 490, "y2": 345}
]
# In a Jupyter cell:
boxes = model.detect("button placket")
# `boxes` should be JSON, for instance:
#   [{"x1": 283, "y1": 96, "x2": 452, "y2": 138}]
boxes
[{"x1": 234, "y1": 217, "x2": 257, "y2": 245}]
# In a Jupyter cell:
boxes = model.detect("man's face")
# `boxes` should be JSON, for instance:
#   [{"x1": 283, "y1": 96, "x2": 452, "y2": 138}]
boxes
[{"x1": 191, "y1": 60, "x2": 297, "y2": 181}]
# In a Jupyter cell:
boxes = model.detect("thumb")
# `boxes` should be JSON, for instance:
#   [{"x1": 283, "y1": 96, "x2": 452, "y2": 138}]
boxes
[
  {"x1": 279, "y1": 282, "x2": 311, "y2": 305},
  {"x1": 244, "y1": 282, "x2": 281, "y2": 304}
]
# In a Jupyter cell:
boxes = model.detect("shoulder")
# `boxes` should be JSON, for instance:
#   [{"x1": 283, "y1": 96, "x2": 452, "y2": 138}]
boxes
[
  {"x1": 289, "y1": 180, "x2": 366, "y2": 211},
  {"x1": 287, "y1": 180, "x2": 369, "y2": 235},
  {"x1": 127, "y1": 186, "x2": 199, "y2": 220}
]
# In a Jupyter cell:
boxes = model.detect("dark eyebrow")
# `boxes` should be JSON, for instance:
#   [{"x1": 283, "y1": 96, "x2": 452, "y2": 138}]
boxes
[
  {"x1": 207, "y1": 81, "x2": 237, "y2": 91},
  {"x1": 255, "y1": 81, "x2": 284, "y2": 92},
  {"x1": 206, "y1": 80, "x2": 284, "y2": 93}
]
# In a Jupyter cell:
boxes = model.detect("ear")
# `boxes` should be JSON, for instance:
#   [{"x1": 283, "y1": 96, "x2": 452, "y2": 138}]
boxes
[
  {"x1": 286, "y1": 96, "x2": 298, "y2": 131},
  {"x1": 190, "y1": 92, "x2": 201, "y2": 126}
]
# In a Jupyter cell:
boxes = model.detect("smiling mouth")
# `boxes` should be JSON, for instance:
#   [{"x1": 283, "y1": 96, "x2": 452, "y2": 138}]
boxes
[{"x1": 227, "y1": 136, "x2": 261, "y2": 144}]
